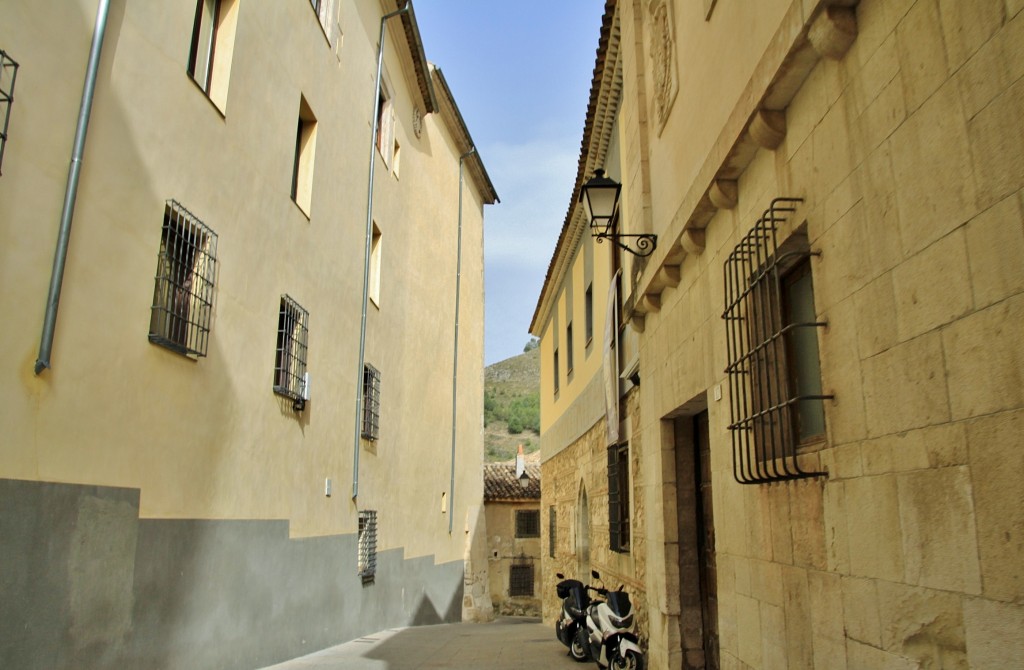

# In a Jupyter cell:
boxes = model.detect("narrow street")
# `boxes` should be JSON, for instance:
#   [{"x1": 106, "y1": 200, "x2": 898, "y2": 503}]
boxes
[{"x1": 259, "y1": 617, "x2": 583, "y2": 670}]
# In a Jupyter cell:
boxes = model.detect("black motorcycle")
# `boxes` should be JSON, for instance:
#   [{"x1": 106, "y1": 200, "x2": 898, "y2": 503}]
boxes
[{"x1": 554, "y1": 572, "x2": 592, "y2": 662}]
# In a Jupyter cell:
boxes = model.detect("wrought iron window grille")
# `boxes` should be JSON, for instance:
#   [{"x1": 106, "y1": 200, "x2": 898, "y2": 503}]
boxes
[
  {"x1": 358, "y1": 510, "x2": 377, "y2": 584},
  {"x1": 273, "y1": 295, "x2": 309, "y2": 406},
  {"x1": 149, "y1": 200, "x2": 218, "y2": 358},
  {"x1": 361, "y1": 363, "x2": 381, "y2": 440},
  {"x1": 516, "y1": 509, "x2": 540, "y2": 538},
  {"x1": 549, "y1": 506, "x2": 556, "y2": 558},
  {"x1": 608, "y1": 442, "x2": 631, "y2": 552},
  {"x1": 0, "y1": 49, "x2": 18, "y2": 175},
  {"x1": 722, "y1": 197, "x2": 831, "y2": 484},
  {"x1": 509, "y1": 560, "x2": 535, "y2": 597}
]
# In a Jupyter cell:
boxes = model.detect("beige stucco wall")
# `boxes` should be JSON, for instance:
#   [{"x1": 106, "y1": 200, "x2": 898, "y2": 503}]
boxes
[
  {"x1": 1, "y1": 0, "x2": 486, "y2": 567},
  {"x1": 536, "y1": 0, "x2": 1024, "y2": 667}
]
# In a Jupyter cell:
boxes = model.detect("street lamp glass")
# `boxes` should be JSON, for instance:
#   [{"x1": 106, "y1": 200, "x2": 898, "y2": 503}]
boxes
[{"x1": 581, "y1": 169, "x2": 621, "y2": 234}]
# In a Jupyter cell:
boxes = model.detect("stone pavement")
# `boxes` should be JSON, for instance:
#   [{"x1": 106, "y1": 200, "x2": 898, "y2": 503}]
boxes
[{"x1": 258, "y1": 617, "x2": 584, "y2": 670}]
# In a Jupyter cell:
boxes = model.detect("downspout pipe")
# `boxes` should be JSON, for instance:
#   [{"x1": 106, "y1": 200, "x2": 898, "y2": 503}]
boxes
[
  {"x1": 353, "y1": 1, "x2": 411, "y2": 499},
  {"x1": 35, "y1": 0, "x2": 112, "y2": 375},
  {"x1": 449, "y1": 147, "x2": 475, "y2": 534}
]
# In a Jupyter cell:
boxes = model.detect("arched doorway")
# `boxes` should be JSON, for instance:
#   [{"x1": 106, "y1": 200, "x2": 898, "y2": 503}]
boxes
[{"x1": 577, "y1": 483, "x2": 590, "y2": 578}]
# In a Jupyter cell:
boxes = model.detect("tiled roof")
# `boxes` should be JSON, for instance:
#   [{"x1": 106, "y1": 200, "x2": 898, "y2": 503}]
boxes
[{"x1": 484, "y1": 463, "x2": 541, "y2": 501}]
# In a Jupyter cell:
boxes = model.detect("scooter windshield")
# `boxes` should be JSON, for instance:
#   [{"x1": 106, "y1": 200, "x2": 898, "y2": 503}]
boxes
[{"x1": 607, "y1": 591, "x2": 631, "y2": 617}]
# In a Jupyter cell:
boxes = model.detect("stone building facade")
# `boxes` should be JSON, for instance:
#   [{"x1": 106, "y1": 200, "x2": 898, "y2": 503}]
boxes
[
  {"x1": 484, "y1": 453, "x2": 542, "y2": 617},
  {"x1": 0, "y1": 1, "x2": 496, "y2": 668},
  {"x1": 533, "y1": 0, "x2": 1024, "y2": 668}
]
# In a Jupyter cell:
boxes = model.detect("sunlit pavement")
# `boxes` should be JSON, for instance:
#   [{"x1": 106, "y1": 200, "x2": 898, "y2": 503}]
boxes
[{"x1": 258, "y1": 617, "x2": 584, "y2": 670}]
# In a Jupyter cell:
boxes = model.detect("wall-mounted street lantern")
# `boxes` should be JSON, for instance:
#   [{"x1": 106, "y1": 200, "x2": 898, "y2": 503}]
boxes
[
  {"x1": 518, "y1": 469, "x2": 530, "y2": 489},
  {"x1": 580, "y1": 169, "x2": 657, "y2": 257}
]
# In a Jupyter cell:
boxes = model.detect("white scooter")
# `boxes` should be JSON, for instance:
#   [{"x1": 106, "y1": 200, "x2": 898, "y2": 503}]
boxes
[
  {"x1": 554, "y1": 573, "x2": 592, "y2": 662},
  {"x1": 584, "y1": 570, "x2": 645, "y2": 670}
]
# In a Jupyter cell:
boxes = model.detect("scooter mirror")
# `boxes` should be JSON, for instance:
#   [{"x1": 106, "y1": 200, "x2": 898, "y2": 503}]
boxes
[
  {"x1": 556, "y1": 573, "x2": 565, "y2": 579},
  {"x1": 591, "y1": 570, "x2": 601, "y2": 580}
]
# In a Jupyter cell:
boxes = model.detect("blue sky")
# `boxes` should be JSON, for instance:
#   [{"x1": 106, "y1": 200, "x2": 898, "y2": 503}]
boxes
[{"x1": 415, "y1": 2, "x2": 606, "y2": 366}]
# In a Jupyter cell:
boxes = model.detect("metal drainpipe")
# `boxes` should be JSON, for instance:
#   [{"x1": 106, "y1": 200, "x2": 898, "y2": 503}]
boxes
[
  {"x1": 353, "y1": 1, "x2": 410, "y2": 499},
  {"x1": 449, "y1": 147, "x2": 475, "y2": 533},
  {"x1": 35, "y1": 0, "x2": 112, "y2": 375}
]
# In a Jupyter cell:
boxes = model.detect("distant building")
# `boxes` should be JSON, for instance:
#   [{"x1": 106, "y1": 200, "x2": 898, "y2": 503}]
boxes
[
  {"x1": 0, "y1": 1, "x2": 496, "y2": 668},
  {"x1": 534, "y1": 0, "x2": 1024, "y2": 668},
  {"x1": 484, "y1": 447, "x2": 542, "y2": 616}
]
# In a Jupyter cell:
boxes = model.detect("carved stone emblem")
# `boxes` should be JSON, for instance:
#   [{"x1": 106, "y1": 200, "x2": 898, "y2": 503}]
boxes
[
  {"x1": 412, "y1": 105, "x2": 423, "y2": 139},
  {"x1": 648, "y1": 0, "x2": 678, "y2": 133}
]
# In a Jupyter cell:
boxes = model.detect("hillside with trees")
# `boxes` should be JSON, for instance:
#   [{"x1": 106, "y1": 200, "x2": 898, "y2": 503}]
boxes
[{"x1": 484, "y1": 343, "x2": 540, "y2": 462}]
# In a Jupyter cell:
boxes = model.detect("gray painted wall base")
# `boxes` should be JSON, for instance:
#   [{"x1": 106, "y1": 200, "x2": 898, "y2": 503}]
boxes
[{"x1": 0, "y1": 478, "x2": 464, "y2": 670}]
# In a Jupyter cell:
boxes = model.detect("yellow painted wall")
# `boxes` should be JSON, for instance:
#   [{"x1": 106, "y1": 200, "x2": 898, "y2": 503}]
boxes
[{"x1": 0, "y1": 0, "x2": 488, "y2": 568}]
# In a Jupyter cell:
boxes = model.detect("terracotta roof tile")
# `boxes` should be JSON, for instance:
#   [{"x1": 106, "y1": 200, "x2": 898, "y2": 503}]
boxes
[{"x1": 483, "y1": 463, "x2": 541, "y2": 501}]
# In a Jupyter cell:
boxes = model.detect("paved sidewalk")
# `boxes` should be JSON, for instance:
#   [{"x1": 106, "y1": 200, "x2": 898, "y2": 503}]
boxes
[{"x1": 259, "y1": 617, "x2": 584, "y2": 670}]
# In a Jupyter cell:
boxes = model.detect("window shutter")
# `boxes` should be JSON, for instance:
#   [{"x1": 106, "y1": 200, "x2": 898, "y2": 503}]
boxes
[
  {"x1": 382, "y1": 101, "x2": 395, "y2": 168},
  {"x1": 608, "y1": 444, "x2": 620, "y2": 551}
]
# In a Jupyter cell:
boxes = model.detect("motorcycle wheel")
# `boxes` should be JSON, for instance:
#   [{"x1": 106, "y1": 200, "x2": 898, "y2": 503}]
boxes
[
  {"x1": 610, "y1": 650, "x2": 645, "y2": 670},
  {"x1": 569, "y1": 628, "x2": 589, "y2": 662}
]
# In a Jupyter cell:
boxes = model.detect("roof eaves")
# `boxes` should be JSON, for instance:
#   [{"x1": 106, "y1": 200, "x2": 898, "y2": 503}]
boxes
[
  {"x1": 529, "y1": 0, "x2": 619, "y2": 334},
  {"x1": 432, "y1": 67, "x2": 500, "y2": 205},
  {"x1": 395, "y1": 1, "x2": 438, "y2": 114}
]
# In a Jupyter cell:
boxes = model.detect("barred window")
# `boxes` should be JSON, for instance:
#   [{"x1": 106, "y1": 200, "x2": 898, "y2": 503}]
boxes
[
  {"x1": 0, "y1": 49, "x2": 19, "y2": 175},
  {"x1": 723, "y1": 197, "x2": 830, "y2": 484},
  {"x1": 273, "y1": 295, "x2": 309, "y2": 403},
  {"x1": 548, "y1": 506, "x2": 556, "y2": 558},
  {"x1": 608, "y1": 443, "x2": 630, "y2": 553},
  {"x1": 358, "y1": 510, "x2": 377, "y2": 584},
  {"x1": 362, "y1": 364, "x2": 381, "y2": 440},
  {"x1": 149, "y1": 201, "x2": 218, "y2": 358},
  {"x1": 509, "y1": 564, "x2": 534, "y2": 597},
  {"x1": 516, "y1": 509, "x2": 540, "y2": 538}
]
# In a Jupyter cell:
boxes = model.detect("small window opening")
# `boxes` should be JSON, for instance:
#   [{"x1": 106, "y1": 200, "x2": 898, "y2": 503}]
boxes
[{"x1": 291, "y1": 96, "x2": 318, "y2": 216}]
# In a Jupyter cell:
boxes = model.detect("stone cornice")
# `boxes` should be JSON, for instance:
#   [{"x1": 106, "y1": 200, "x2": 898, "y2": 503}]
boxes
[{"x1": 627, "y1": 0, "x2": 859, "y2": 329}]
